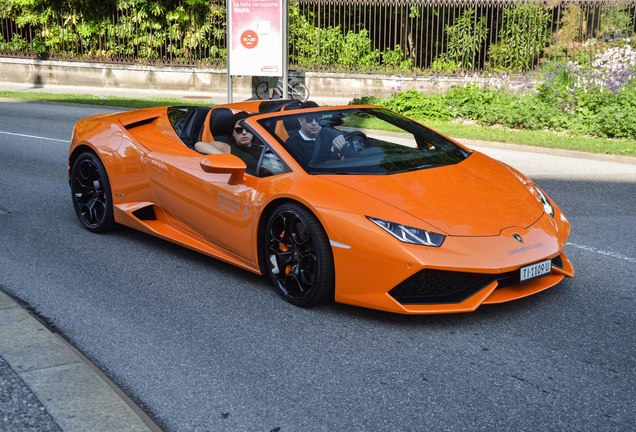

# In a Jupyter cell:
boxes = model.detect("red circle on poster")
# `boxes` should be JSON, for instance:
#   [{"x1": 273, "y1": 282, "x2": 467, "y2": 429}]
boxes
[{"x1": 240, "y1": 30, "x2": 258, "y2": 49}]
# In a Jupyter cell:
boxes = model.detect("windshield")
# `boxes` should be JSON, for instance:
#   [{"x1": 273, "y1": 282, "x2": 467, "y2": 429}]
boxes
[{"x1": 257, "y1": 108, "x2": 470, "y2": 174}]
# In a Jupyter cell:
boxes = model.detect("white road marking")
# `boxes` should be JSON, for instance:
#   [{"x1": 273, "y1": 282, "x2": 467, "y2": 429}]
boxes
[
  {"x1": 0, "y1": 130, "x2": 67, "y2": 143},
  {"x1": 567, "y1": 242, "x2": 636, "y2": 264}
]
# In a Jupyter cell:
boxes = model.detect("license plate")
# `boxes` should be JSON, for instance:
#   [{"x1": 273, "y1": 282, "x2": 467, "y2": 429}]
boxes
[{"x1": 520, "y1": 259, "x2": 552, "y2": 282}]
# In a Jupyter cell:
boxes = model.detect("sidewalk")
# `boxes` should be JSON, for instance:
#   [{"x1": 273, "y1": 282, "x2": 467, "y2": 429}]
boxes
[{"x1": 0, "y1": 290, "x2": 161, "y2": 432}]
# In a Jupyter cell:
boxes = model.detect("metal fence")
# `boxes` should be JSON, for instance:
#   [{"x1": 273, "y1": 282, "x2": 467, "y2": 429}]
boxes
[{"x1": 1, "y1": 0, "x2": 635, "y2": 74}]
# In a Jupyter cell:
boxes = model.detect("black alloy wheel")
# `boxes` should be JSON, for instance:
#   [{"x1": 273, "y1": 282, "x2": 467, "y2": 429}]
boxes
[
  {"x1": 264, "y1": 203, "x2": 334, "y2": 307},
  {"x1": 70, "y1": 152, "x2": 115, "y2": 232}
]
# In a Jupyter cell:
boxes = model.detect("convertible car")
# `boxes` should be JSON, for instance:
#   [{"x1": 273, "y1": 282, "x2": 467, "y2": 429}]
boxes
[{"x1": 68, "y1": 99, "x2": 574, "y2": 314}]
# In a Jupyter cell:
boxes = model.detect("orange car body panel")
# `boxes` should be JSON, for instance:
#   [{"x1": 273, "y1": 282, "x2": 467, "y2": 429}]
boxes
[{"x1": 69, "y1": 101, "x2": 574, "y2": 314}]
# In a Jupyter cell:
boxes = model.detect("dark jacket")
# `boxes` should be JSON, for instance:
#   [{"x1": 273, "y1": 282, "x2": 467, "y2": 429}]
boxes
[
  {"x1": 230, "y1": 143, "x2": 262, "y2": 174},
  {"x1": 285, "y1": 128, "x2": 341, "y2": 165}
]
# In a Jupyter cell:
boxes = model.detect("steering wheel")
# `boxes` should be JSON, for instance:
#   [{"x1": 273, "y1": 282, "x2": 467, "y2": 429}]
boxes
[{"x1": 342, "y1": 131, "x2": 368, "y2": 155}]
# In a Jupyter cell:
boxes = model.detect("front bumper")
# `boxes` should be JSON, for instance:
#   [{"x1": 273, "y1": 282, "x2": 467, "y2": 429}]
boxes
[{"x1": 322, "y1": 209, "x2": 574, "y2": 314}]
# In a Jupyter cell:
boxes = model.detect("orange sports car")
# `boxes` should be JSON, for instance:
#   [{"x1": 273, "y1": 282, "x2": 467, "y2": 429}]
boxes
[{"x1": 68, "y1": 99, "x2": 574, "y2": 314}]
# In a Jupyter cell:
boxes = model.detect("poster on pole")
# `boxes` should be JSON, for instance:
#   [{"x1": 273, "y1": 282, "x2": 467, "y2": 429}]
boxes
[{"x1": 228, "y1": 0, "x2": 283, "y2": 76}]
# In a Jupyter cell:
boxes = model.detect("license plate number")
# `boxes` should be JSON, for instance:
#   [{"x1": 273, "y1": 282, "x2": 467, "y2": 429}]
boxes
[{"x1": 520, "y1": 259, "x2": 552, "y2": 282}]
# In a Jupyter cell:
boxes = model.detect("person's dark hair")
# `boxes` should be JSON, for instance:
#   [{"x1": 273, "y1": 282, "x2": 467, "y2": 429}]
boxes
[{"x1": 227, "y1": 111, "x2": 251, "y2": 144}]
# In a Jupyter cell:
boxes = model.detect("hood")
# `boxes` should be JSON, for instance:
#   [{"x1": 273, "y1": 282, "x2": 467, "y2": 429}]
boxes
[{"x1": 322, "y1": 152, "x2": 543, "y2": 236}]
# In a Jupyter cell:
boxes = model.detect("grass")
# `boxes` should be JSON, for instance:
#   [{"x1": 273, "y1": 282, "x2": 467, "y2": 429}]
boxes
[
  {"x1": 0, "y1": 90, "x2": 211, "y2": 109},
  {"x1": 424, "y1": 119, "x2": 636, "y2": 157},
  {"x1": 1, "y1": 90, "x2": 634, "y2": 156},
  {"x1": 347, "y1": 113, "x2": 636, "y2": 157}
]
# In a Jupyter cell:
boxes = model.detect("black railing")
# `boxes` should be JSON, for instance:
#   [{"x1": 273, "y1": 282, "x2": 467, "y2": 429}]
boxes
[{"x1": 1, "y1": 0, "x2": 634, "y2": 74}]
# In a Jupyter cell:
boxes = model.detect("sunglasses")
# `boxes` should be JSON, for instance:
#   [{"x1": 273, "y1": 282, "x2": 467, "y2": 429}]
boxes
[
  {"x1": 233, "y1": 126, "x2": 246, "y2": 134},
  {"x1": 303, "y1": 116, "x2": 320, "y2": 123}
]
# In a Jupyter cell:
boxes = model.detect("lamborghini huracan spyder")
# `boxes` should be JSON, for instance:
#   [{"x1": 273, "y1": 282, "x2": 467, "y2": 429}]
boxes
[{"x1": 69, "y1": 99, "x2": 574, "y2": 314}]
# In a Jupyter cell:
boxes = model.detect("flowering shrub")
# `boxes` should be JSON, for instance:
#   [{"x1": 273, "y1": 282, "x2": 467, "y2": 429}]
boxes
[
  {"x1": 353, "y1": 46, "x2": 636, "y2": 140},
  {"x1": 568, "y1": 45, "x2": 636, "y2": 93}
]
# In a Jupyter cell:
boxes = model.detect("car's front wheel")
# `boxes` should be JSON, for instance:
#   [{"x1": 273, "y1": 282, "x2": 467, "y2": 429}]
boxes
[
  {"x1": 70, "y1": 152, "x2": 115, "y2": 232},
  {"x1": 264, "y1": 203, "x2": 334, "y2": 307}
]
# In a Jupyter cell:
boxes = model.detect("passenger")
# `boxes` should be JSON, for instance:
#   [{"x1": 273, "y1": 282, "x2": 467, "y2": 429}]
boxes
[
  {"x1": 227, "y1": 112, "x2": 263, "y2": 174},
  {"x1": 285, "y1": 101, "x2": 347, "y2": 163}
]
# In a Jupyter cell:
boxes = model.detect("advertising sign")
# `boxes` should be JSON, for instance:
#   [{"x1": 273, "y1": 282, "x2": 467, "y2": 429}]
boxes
[{"x1": 228, "y1": 0, "x2": 283, "y2": 76}]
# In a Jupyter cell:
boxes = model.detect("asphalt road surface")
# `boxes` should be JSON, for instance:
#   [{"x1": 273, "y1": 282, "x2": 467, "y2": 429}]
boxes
[{"x1": 1, "y1": 100, "x2": 635, "y2": 432}]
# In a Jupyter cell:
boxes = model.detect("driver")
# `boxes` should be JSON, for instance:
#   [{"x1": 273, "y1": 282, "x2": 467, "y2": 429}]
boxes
[{"x1": 285, "y1": 101, "x2": 347, "y2": 163}]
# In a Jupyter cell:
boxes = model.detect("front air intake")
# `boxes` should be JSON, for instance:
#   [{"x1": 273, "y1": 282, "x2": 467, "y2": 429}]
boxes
[{"x1": 389, "y1": 269, "x2": 496, "y2": 304}]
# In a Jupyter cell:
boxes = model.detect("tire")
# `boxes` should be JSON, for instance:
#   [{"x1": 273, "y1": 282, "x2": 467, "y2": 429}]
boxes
[
  {"x1": 290, "y1": 83, "x2": 309, "y2": 102},
  {"x1": 256, "y1": 82, "x2": 269, "y2": 100},
  {"x1": 264, "y1": 203, "x2": 334, "y2": 307},
  {"x1": 70, "y1": 152, "x2": 115, "y2": 233}
]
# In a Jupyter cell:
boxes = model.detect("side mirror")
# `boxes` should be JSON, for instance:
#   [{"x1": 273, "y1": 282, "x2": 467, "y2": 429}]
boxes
[{"x1": 200, "y1": 154, "x2": 246, "y2": 184}]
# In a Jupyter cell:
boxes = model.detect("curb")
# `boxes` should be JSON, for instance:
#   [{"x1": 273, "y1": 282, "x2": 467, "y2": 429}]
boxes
[{"x1": 0, "y1": 289, "x2": 162, "y2": 432}]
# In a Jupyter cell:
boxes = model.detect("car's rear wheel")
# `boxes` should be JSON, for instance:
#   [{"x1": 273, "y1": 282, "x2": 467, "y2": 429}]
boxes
[
  {"x1": 264, "y1": 203, "x2": 334, "y2": 307},
  {"x1": 70, "y1": 152, "x2": 115, "y2": 232}
]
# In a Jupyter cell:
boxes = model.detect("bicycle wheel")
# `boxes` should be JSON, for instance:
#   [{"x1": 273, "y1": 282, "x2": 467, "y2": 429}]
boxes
[
  {"x1": 256, "y1": 82, "x2": 269, "y2": 100},
  {"x1": 290, "y1": 83, "x2": 309, "y2": 102}
]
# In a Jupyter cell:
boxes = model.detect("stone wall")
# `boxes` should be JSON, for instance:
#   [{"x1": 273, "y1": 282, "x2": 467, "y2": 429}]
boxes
[{"x1": 0, "y1": 57, "x2": 531, "y2": 101}]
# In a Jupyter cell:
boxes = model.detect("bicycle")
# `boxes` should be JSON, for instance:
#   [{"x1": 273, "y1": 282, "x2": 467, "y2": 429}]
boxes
[{"x1": 256, "y1": 78, "x2": 309, "y2": 102}]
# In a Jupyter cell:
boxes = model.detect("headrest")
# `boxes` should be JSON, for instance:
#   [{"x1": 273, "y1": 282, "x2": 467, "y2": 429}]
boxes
[
  {"x1": 259, "y1": 99, "x2": 302, "y2": 113},
  {"x1": 209, "y1": 108, "x2": 234, "y2": 142},
  {"x1": 281, "y1": 102, "x2": 303, "y2": 132}
]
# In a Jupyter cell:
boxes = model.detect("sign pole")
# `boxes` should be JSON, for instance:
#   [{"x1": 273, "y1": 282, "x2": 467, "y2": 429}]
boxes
[
  {"x1": 282, "y1": 0, "x2": 288, "y2": 100},
  {"x1": 227, "y1": 0, "x2": 283, "y2": 101},
  {"x1": 226, "y1": 1, "x2": 232, "y2": 103}
]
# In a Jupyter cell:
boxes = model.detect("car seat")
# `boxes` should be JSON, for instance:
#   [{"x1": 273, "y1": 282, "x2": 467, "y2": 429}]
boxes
[{"x1": 207, "y1": 107, "x2": 234, "y2": 142}]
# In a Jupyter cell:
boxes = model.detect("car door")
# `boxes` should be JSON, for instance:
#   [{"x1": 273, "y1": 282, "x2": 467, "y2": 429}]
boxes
[{"x1": 146, "y1": 142, "x2": 261, "y2": 265}]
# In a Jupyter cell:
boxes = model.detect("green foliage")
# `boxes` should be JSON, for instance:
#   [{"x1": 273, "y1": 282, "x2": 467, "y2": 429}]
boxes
[
  {"x1": 1, "y1": 0, "x2": 633, "y2": 77},
  {"x1": 1, "y1": 0, "x2": 226, "y2": 64},
  {"x1": 430, "y1": 57, "x2": 459, "y2": 73},
  {"x1": 0, "y1": 34, "x2": 30, "y2": 52},
  {"x1": 361, "y1": 60, "x2": 636, "y2": 140},
  {"x1": 289, "y1": 2, "x2": 409, "y2": 71},
  {"x1": 288, "y1": 8, "x2": 342, "y2": 68},
  {"x1": 558, "y1": 3, "x2": 585, "y2": 44},
  {"x1": 598, "y1": 6, "x2": 633, "y2": 39},
  {"x1": 593, "y1": 85, "x2": 636, "y2": 139},
  {"x1": 380, "y1": 45, "x2": 413, "y2": 72},
  {"x1": 488, "y1": 3, "x2": 552, "y2": 72},
  {"x1": 434, "y1": 9, "x2": 488, "y2": 71},
  {"x1": 349, "y1": 95, "x2": 383, "y2": 106},
  {"x1": 372, "y1": 89, "x2": 453, "y2": 121}
]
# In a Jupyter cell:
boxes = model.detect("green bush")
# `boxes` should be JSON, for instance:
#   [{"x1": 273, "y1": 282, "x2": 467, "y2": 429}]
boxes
[
  {"x1": 593, "y1": 86, "x2": 636, "y2": 139},
  {"x1": 488, "y1": 3, "x2": 552, "y2": 72},
  {"x1": 289, "y1": 3, "x2": 410, "y2": 71},
  {"x1": 357, "y1": 62, "x2": 636, "y2": 140},
  {"x1": 378, "y1": 89, "x2": 453, "y2": 121},
  {"x1": 434, "y1": 9, "x2": 488, "y2": 71},
  {"x1": 1, "y1": 0, "x2": 226, "y2": 64}
]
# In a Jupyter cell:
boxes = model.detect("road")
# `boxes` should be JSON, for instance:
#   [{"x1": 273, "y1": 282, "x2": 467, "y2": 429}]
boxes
[{"x1": 1, "y1": 100, "x2": 635, "y2": 432}]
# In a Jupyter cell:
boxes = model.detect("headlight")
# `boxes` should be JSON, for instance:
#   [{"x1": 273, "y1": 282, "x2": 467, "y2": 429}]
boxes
[
  {"x1": 533, "y1": 186, "x2": 554, "y2": 217},
  {"x1": 367, "y1": 217, "x2": 445, "y2": 247}
]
